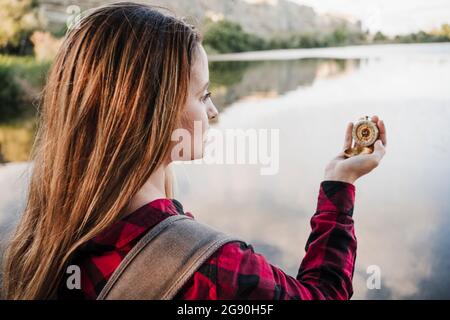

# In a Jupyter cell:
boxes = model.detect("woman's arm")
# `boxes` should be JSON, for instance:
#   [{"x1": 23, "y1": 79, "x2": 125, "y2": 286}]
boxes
[
  {"x1": 176, "y1": 180, "x2": 356, "y2": 300},
  {"x1": 296, "y1": 180, "x2": 356, "y2": 299},
  {"x1": 219, "y1": 180, "x2": 356, "y2": 300}
]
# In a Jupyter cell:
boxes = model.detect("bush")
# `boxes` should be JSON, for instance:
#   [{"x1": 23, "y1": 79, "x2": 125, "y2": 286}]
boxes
[
  {"x1": 0, "y1": 0, "x2": 42, "y2": 55},
  {"x1": 203, "y1": 20, "x2": 267, "y2": 53},
  {"x1": 203, "y1": 19, "x2": 371, "y2": 53},
  {"x1": 0, "y1": 66, "x2": 25, "y2": 121},
  {"x1": 373, "y1": 31, "x2": 388, "y2": 42},
  {"x1": 0, "y1": 55, "x2": 50, "y2": 122}
]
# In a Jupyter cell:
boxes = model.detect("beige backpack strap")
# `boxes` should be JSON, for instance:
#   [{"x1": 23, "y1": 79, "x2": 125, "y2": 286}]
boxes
[{"x1": 96, "y1": 214, "x2": 243, "y2": 300}]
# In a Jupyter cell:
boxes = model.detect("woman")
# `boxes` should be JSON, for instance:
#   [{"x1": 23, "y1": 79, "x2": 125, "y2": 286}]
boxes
[{"x1": 2, "y1": 2, "x2": 387, "y2": 300}]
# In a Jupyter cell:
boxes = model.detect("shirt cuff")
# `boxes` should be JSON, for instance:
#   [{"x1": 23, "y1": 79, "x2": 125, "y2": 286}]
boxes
[{"x1": 315, "y1": 180, "x2": 356, "y2": 217}]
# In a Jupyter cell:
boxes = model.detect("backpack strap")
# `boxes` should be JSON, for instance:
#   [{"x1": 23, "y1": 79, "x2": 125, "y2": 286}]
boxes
[{"x1": 96, "y1": 214, "x2": 243, "y2": 300}]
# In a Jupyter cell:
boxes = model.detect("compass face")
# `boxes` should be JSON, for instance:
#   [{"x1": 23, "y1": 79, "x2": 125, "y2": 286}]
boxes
[{"x1": 352, "y1": 119, "x2": 379, "y2": 147}]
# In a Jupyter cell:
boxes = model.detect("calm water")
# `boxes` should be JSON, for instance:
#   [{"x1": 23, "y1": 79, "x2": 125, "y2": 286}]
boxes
[{"x1": 1, "y1": 43, "x2": 450, "y2": 299}]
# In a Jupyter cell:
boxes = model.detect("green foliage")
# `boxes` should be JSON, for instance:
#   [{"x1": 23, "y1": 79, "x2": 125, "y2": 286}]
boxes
[
  {"x1": 267, "y1": 33, "x2": 323, "y2": 49},
  {"x1": 0, "y1": 55, "x2": 50, "y2": 122},
  {"x1": 0, "y1": 55, "x2": 50, "y2": 87},
  {"x1": 204, "y1": 20, "x2": 450, "y2": 54},
  {"x1": 0, "y1": 0, "x2": 42, "y2": 54},
  {"x1": 394, "y1": 31, "x2": 446, "y2": 43},
  {"x1": 440, "y1": 24, "x2": 450, "y2": 38},
  {"x1": 209, "y1": 61, "x2": 252, "y2": 87},
  {"x1": 203, "y1": 20, "x2": 267, "y2": 53},
  {"x1": 373, "y1": 31, "x2": 388, "y2": 42},
  {"x1": 204, "y1": 20, "x2": 369, "y2": 53},
  {"x1": 383, "y1": 24, "x2": 450, "y2": 44},
  {"x1": 0, "y1": 66, "x2": 25, "y2": 121}
]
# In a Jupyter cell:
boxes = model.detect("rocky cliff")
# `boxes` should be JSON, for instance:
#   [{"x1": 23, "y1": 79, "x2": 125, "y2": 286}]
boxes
[{"x1": 38, "y1": 0, "x2": 362, "y2": 38}]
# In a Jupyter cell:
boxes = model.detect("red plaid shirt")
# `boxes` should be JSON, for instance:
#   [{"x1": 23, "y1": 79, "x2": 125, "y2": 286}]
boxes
[{"x1": 58, "y1": 180, "x2": 356, "y2": 300}]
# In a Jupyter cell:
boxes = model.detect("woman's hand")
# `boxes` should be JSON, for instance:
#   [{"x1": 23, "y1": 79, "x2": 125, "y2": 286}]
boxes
[{"x1": 324, "y1": 115, "x2": 387, "y2": 185}]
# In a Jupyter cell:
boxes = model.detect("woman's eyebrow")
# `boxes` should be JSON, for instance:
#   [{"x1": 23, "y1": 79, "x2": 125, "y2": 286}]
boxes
[{"x1": 198, "y1": 81, "x2": 210, "y2": 95}]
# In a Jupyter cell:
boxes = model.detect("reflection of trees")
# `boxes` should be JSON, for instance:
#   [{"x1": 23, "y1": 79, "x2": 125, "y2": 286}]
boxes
[
  {"x1": 0, "y1": 144, "x2": 5, "y2": 164},
  {"x1": 0, "y1": 119, "x2": 36, "y2": 163},
  {"x1": 209, "y1": 58, "x2": 360, "y2": 111},
  {"x1": 210, "y1": 61, "x2": 253, "y2": 88},
  {"x1": 0, "y1": 58, "x2": 359, "y2": 163}
]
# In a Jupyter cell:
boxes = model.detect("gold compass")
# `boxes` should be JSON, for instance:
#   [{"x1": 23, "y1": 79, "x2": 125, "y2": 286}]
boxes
[{"x1": 344, "y1": 116, "x2": 379, "y2": 158}]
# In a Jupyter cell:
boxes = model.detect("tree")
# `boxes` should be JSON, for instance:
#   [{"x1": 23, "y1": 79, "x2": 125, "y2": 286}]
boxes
[
  {"x1": 0, "y1": 0, "x2": 42, "y2": 54},
  {"x1": 203, "y1": 20, "x2": 266, "y2": 53},
  {"x1": 373, "y1": 31, "x2": 388, "y2": 42},
  {"x1": 441, "y1": 24, "x2": 450, "y2": 38},
  {"x1": 0, "y1": 66, "x2": 24, "y2": 120}
]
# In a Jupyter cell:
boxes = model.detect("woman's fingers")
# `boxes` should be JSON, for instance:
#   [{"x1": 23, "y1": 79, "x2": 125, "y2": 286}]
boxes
[
  {"x1": 371, "y1": 115, "x2": 387, "y2": 147},
  {"x1": 378, "y1": 120, "x2": 387, "y2": 147},
  {"x1": 343, "y1": 122, "x2": 353, "y2": 151},
  {"x1": 371, "y1": 115, "x2": 379, "y2": 123}
]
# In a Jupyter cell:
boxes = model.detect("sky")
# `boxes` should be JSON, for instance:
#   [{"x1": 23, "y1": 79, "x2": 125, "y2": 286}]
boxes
[{"x1": 290, "y1": 0, "x2": 450, "y2": 35}]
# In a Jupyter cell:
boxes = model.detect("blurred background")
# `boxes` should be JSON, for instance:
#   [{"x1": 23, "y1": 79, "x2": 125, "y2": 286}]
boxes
[{"x1": 1, "y1": 0, "x2": 450, "y2": 299}]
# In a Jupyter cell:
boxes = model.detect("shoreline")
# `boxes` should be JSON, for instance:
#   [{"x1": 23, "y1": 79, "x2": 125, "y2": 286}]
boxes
[{"x1": 208, "y1": 42, "x2": 450, "y2": 61}]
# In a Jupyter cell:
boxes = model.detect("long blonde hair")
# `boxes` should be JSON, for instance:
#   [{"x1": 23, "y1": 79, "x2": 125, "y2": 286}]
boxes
[{"x1": 2, "y1": 2, "x2": 200, "y2": 299}]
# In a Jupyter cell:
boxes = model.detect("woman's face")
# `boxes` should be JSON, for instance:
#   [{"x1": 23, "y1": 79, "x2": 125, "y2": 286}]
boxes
[{"x1": 171, "y1": 44, "x2": 218, "y2": 161}]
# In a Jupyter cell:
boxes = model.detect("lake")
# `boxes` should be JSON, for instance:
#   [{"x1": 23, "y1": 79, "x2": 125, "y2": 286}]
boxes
[{"x1": 1, "y1": 43, "x2": 450, "y2": 299}]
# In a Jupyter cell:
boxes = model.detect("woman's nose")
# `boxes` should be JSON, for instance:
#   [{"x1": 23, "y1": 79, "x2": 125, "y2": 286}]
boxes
[{"x1": 207, "y1": 103, "x2": 219, "y2": 120}]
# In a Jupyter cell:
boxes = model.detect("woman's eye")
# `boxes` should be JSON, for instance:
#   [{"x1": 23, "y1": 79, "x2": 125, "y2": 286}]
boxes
[{"x1": 202, "y1": 92, "x2": 212, "y2": 102}]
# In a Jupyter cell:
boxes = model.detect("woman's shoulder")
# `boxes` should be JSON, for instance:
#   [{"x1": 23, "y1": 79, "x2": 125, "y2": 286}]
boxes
[{"x1": 175, "y1": 240, "x2": 257, "y2": 299}]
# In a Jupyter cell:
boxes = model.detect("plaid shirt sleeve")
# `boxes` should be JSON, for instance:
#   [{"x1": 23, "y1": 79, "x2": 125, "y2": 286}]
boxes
[{"x1": 175, "y1": 180, "x2": 356, "y2": 300}]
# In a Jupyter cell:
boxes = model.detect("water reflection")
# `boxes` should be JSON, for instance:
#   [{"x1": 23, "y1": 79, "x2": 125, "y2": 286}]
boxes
[
  {"x1": 209, "y1": 59, "x2": 360, "y2": 111},
  {"x1": 0, "y1": 119, "x2": 36, "y2": 163},
  {"x1": 1, "y1": 43, "x2": 450, "y2": 299}
]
